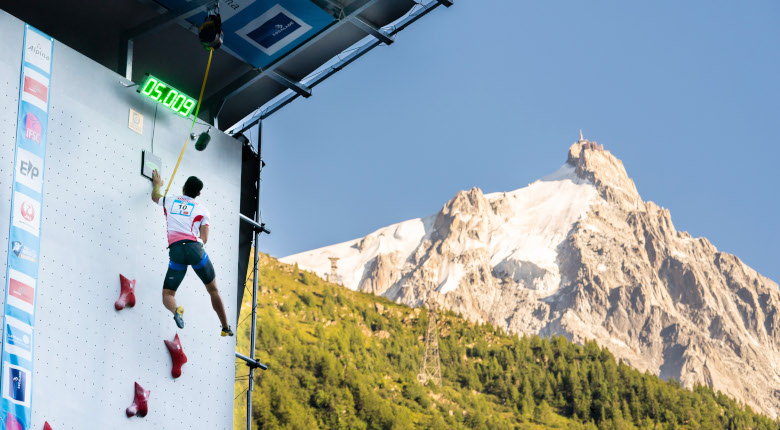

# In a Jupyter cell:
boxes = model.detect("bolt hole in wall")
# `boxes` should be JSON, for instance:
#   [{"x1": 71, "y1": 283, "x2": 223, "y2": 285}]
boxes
[{"x1": 0, "y1": 12, "x2": 241, "y2": 430}]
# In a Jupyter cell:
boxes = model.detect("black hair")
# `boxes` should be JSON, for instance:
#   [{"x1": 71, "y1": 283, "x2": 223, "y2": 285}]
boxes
[{"x1": 183, "y1": 176, "x2": 203, "y2": 198}]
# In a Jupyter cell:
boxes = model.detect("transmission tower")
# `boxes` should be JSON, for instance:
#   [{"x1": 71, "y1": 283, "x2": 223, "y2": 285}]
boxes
[
  {"x1": 327, "y1": 257, "x2": 341, "y2": 284},
  {"x1": 417, "y1": 303, "x2": 442, "y2": 386}
]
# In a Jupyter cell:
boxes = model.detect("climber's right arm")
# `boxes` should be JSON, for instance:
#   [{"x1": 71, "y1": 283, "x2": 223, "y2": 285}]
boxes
[{"x1": 151, "y1": 170, "x2": 163, "y2": 204}]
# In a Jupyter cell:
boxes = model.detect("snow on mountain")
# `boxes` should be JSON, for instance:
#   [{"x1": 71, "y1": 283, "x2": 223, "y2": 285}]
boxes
[
  {"x1": 282, "y1": 164, "x2": 597, "y2": 295},
  {"x1": 282, "y1": 215, "x2": 432, "y2": 290}
]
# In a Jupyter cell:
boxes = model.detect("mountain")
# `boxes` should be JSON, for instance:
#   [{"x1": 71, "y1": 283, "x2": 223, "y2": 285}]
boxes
[
  {"x1": 234, "y1": 254, "x2": 780, "y2": 429},
  {"x1": 281, "y1": 137, "x2": 780, "y2": 418}
]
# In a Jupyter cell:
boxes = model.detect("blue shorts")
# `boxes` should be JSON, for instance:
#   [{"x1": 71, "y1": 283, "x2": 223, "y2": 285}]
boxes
[{"x1": 163, "y1": 240, "x2": 216, "y2": 291}]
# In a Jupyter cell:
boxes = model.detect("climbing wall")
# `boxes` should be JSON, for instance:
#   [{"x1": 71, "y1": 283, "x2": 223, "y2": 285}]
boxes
[
  {"x1": 0, "y1": 11, "x2": 240, "y2": 430},
  {"x1": 0, "y1": 12, "x2": 23, "y2": 299}
]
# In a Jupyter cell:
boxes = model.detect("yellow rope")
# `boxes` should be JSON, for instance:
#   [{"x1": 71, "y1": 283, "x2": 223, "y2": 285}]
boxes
[{"x1": 164, "y1": 48, "x2": 214, "y2": 198}]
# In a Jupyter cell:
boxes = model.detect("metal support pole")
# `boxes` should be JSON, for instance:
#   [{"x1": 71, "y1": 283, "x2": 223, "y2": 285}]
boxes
[
  {"x1": 246, "y1": 119, "x2": 263, "y2": 430},
  {"x1": 124, "y1": 39, "x2": 133, "y2": 81}
]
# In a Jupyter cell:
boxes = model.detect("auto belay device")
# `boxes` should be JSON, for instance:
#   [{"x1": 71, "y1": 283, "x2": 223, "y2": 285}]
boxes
[
  {"x1": 199, "y1": 7, "x2": 223, "y2": 51},
  {"x1": 192, "y1": 127, "x2": 212, "y2": 151}
]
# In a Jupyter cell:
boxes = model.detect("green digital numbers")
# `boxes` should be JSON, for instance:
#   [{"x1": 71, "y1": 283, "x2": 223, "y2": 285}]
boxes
[{"x1": 138, "y1": 74, "x2": 197, "y2": 118}]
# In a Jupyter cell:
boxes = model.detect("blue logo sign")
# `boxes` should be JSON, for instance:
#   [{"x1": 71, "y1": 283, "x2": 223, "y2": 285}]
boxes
[
  {"x1": 6, "y1": 326, "x2": 31, "y2": 353},
  {"x1": 11, "y1": 241, "x2": 37, "y2": 263},
  {"x1": 247, "y1": 12, "x2": 302, "y2": 49},
  {"x1": 8, "y1": 368, "x2": 26, "y2": 403}
]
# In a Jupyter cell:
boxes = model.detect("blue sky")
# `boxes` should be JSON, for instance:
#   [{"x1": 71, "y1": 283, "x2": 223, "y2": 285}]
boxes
[{"x1": 256, "y1": 1, "x2": 780, "y2": 282}]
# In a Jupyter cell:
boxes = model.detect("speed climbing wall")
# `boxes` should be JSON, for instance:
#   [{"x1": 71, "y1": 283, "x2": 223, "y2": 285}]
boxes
[{"x1": 0, "y1": 10, "x2": 239, "y2": 430}]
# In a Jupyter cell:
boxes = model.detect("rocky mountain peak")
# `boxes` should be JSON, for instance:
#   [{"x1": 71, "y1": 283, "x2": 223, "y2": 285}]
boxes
[
  {"x1": 567, "y1": 138, "x2": 641, "y2": 209},
  {"x1": 432, "y1": 187, "x2": 490, "y2": 245}
]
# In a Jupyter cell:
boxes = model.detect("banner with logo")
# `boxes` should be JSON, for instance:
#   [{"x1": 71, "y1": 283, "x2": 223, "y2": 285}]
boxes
[
  {"x1": 156, "y1": 0, "x2": 333, "y2": 68},
  {"x1": 1, "y1": 24, "x2": 53, "y2": 430}
]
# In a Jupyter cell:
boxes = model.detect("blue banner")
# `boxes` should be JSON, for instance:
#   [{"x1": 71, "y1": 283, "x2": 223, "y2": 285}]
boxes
[
  {"x1": 1, "y1": 24, "x2": 53, "y2": 430},
  {"x1": 157, "y1": 0, "x2": 334, "y2": 68}
]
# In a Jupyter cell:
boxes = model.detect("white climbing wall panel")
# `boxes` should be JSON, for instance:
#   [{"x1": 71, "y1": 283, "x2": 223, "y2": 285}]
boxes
[
  {"x1": 0, "y1": 11, "x2": 239, "y2": 430},
  {"x1": 0, "y1": 12, "x2": 22, "y2": 307}
]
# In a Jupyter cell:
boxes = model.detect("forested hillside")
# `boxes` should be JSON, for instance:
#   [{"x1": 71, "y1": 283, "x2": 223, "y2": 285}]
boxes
[{"x1": 233, "y1": 254, "x2": 779, "y2": 429}]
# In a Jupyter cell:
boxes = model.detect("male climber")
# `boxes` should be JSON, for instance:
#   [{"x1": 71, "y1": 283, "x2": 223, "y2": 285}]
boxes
[{"x1": 151, "y1": 170, "x2": 233, "y2": 337}]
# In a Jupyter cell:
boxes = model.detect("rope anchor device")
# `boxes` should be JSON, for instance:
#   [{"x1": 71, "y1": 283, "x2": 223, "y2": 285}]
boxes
[{"x1": 199, "y1": 5, "x2": 223, "y2": 51}]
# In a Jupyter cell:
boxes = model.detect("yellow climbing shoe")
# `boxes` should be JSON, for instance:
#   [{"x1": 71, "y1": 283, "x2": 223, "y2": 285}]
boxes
[{"x1": 174, "y1": 306, "x2": 185, "y2": 329}]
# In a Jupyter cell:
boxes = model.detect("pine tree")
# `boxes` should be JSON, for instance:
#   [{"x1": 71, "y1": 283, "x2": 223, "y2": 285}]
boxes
[{"x1": 534, "y1": 400, "x2": 554, "y2": 424}]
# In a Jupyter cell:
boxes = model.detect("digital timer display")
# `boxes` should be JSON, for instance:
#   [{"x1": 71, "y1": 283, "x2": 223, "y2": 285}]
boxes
[{"x1": 138, "y1": 75, "x2": 197, "y2": 118}]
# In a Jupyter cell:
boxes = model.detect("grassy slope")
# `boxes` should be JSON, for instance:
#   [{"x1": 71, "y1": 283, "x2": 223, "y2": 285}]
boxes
[{"x1": 234, "y1": 254, "x2": 779, "y2": 430}]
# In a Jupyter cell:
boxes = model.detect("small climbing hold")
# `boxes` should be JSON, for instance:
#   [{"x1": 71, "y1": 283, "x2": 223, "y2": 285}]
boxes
[
  {"x1": 43, "y1": 422, "x2": 53, "y2": 430},
  {"x1": 115, "y1": 274, "x2": 136, "y2": 311},
  {"x1": 164, "y1": 333, "x2": 188, "y2": 378},
  {"x1": 125, "y1": 382, "x2": 150, "y2": 418}
]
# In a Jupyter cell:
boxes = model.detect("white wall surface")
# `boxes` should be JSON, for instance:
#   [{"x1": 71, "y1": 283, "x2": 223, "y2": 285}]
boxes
[
  {"x1": 0, "y1": 10, "x2": 240, "y2": 430},
  {"x1": 0, "y1": 11, "x2": 23, "y2": 297}
]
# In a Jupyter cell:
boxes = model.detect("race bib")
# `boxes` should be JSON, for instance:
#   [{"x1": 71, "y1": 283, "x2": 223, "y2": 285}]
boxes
[{"x1": 171, "y1": 199, "x2": 195, "y2": 216}]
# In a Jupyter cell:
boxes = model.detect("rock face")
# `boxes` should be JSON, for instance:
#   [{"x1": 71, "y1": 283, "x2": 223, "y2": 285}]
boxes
[{"x1": 281, "y1": 138, "x2": 780, "y2": 417}]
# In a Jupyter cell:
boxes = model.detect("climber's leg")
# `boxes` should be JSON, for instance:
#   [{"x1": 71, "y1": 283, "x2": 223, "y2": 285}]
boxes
[
  {"x1": 163, "y1": 260, "x2": 187, "y2": 328},
  {"x1": 205, "y1": 279, "x2": 229, "y2": 331},
  {"x1": 162, "y1": 289, "x2": 177, "y2": 314},
  {"x1": 191, "y1": 252, "x2": 230, "y2": 334}
]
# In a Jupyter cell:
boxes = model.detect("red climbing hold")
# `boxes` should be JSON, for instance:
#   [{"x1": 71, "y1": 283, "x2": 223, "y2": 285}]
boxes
[
  {"x1": 164, "y1": 333, "x2": 188, "y2": 378},
  {"x1": 43, "y1": 422, "x2": 53, "y2": 430},
  {"x1": 115, "y1": 274, "x2": 136, "y2": 311},
  {"x1": 125, "y1": 382, "x2": 150, "y2": 418}
]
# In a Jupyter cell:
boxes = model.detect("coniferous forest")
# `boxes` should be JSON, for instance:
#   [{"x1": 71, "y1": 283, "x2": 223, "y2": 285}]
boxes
[{"x1": 233, "y1": 255, "x2": 780, "y2": 429}]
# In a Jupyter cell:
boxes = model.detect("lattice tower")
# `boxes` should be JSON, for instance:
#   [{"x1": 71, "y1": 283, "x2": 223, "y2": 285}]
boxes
[
  {"x1": 327, "y1": 257, "x2": 341, "y2": 283},
  {"x1": 417, "y1": 304, "x2": 442, "y2": 386}
]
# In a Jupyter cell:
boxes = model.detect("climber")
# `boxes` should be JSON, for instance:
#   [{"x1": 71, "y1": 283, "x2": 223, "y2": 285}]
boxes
[{"x1": 151, "y1": 170, "x2": 233, "y2": 336}]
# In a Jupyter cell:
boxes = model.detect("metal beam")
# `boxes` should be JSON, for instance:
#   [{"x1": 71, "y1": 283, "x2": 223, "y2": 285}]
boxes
[
  {"x1": 236, "y1": 352, "x2": 268, "y2": 370},
  {"x1": 348, "y1": 16, "x2": 394, "y2": 45},
  {"x1": 267, "y1": 71, "x2": 312, "y2": 98},
  {"x1": 229, "y1": 0, "x2": 449, "y2": 135},
  {"x1": 121, "y1": 39, "x2": 134, "y2": 81},
  {"x1": 205, "y1": 0, "x2": 384, "y2": 117},
  {"x1": 118, "y1": 0, "x2": 214, "y2": 79},
  {"x1": 239, "y1": 213, "x2": 271, "y2": 235}
]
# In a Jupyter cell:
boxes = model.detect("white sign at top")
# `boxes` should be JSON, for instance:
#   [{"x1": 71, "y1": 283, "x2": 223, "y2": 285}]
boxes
[{"x1": 24, "y1": 27, "x2": 52, "y2": 74}]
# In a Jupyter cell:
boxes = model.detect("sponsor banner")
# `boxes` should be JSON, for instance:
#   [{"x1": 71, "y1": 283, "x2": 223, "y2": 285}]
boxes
[
  {"x1": 154, "y1": 0, "x2": 333, "y2": 68},
  {"x1": 14, "y1": 149, "x2": 42, "y2": 194},
  {"x1": 11, "y1": 191, "x2": 40, "y2": 237},
  {"x1": 10, "y1": 242, "x2": 37, "y2": 265},
  {"x1": 6, "y1": 270, "x2": 35, "y2": 317},
  {"x1": 4, "y1": 318, "x2": 32, "y2": 363},
  {"x1": 2, "y1": 24, "x2": 53, "y2": 430},
  {"x1": 21, "y1": 68, "x2": 48, "y2": 112},
  {"x1": 2, "y1": 363, "x2": 31, "y2": 408},
  {"x1": 235, "y1": 4, "x2": 313, "y2": 56},
  {"x1": 22, "y1": 108, "x2": 43, "y2": 147},
  {"x1": 23, "y1": 30, "x2": 51, "y2": 74}
]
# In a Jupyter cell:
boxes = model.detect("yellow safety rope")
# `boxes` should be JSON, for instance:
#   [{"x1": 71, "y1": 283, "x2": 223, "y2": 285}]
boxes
[{"x1": 163, "y1": 48, "x2": 214, "y2": 199}]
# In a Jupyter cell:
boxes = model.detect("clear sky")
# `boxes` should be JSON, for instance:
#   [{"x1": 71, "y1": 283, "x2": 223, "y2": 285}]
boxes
[{"x1": 253, "y1": 1, "x2": 780, "y2": 283}]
